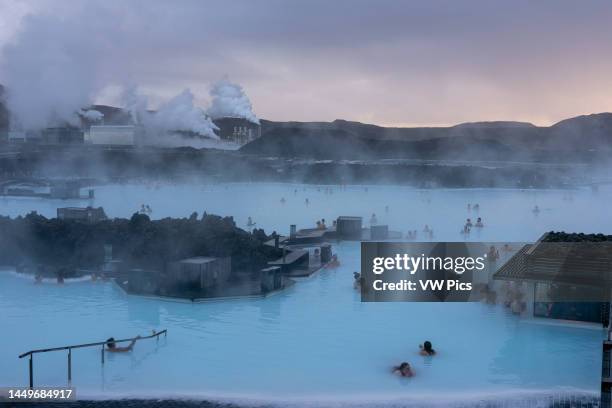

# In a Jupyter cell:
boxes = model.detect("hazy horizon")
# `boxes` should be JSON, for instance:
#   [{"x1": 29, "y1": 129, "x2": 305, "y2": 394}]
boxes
[{"x1": 1, "y1": 0, "x2": 612, "y2": 128}]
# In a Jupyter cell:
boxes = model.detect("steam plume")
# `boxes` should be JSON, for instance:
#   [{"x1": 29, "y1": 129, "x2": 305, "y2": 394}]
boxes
[
  {"x1": 207, "y1": 79, "x2": 259, "y2": 124},
  {"x1": 124, "y1": 87, "x2": 219, "y2": 139},
  {"x1": 79, "y1": 109, "x2": 104, "y2": 122},
  {"x1": 0, "y1": 5, "x2": 247, "y2": 138}
]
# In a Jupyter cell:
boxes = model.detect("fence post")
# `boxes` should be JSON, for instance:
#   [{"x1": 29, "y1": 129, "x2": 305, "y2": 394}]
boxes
[
  {"x1": 101, "y1": 345, "x2": 105, "y2": 364},
  {"x1": 68, "y1": 349, "x2": 72, "y2": 383},
  {"x1": 29, "y1": 355, "x2": 33, "y2": 389}
]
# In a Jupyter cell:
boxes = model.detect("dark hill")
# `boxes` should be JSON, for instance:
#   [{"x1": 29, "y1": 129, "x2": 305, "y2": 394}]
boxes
[
  {"x1": 248, "y1": 115, "x2": 612, "y2": 161},
  {"x1": 242, "y1": 124, "x2": 530, "y2": 161}
]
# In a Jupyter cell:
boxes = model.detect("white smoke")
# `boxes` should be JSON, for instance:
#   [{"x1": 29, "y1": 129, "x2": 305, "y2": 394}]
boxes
[
  {"x1": 207, "y1": 79, "x2": 259, "y2": 124},
  {"x1": 148, "y1": 89, "x2": 219, "y2": 139},
  {"x1": 122, "y1": 85, "x2": 148, "y2": 127},
  {"x1": 0, "y1": 8, "x2": 105, "y2": 130},
  {"x1": 0, "y1": 4, "x2": 251, "y2": 137},
  {"x1": 79, "y1": 109, "x2": 104, "y2": 122},
  {"x1": 123, "y1": 87, "x2": 219, "y2": 139}
]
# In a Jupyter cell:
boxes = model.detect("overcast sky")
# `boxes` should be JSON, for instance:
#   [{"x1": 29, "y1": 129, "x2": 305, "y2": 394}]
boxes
[{"x1": 1, "y1": 0, "x2": 612, "y2": 127}]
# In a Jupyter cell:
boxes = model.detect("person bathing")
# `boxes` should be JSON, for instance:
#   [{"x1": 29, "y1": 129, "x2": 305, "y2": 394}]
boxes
[
  {"x1": 392, "y1": 362, "x2": 414, "y2": 377},
  {"x1": 106, "y1": 335, "x2": 141, "y2": 352},
  {"x1": 419, "y1": 341, "x2": 436, "y2": 356}
]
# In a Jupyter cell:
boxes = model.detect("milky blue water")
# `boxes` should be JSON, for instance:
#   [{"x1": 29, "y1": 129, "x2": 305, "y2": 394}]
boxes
[{"x1": 0, "y1": 183, "x2": 610, "y2": 405}]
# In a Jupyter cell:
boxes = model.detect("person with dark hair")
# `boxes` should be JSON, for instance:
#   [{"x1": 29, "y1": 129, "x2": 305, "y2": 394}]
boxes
[
  {"x1": 106, "y1": 335, "x2": 141, "y2": 352},
  {"x1": 353, "y1": 272, "x2": 361, "y2": 289},
  {"x1": 419, "y1": 341, "x2": 436, "y2": 356},
  {"x1": 392, "y1": 362, "x2": 414, "y2": 377}
]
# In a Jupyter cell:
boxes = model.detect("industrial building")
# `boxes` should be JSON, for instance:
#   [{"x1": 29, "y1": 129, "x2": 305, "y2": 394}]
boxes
[
  {"x1": 7, "y1": 130, "x2": 33, "y2": 143},
  {"x1": 86, "y1": 125, "x2": 143, "y2": 146},
  {"x1": 41, "y1": 127, "x2": 84, "y2": 144},
  {"x1": 57, "y1": 206, "x2": 108, "y2": 223},
  {"x1": 213, "y1": 117, "x2": 261, "y2": 146},
  {"x1": 6, "y1": 127, "x2": 84, "y2": 144}
]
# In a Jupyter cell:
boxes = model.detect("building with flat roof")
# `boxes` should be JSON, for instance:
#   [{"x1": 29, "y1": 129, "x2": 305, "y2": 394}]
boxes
[
  {"x1": 168, "y1": 257, "x2": 232, "y2": 291},
  {"x1": 494, "y1": 232, "x2": 612, "y2": 324},
  {"x1": 57, "y1": 206, "x2": 108, "y2": 223},
  {"x1": 336, "y1": 216, "x2": 363, "y2": 239},
  {"x1": 87, "y1": 125, "x2": 143, "y2": 146},
  {"x1": 41, "y1": 127, "x2": 84, "y2": 144}
]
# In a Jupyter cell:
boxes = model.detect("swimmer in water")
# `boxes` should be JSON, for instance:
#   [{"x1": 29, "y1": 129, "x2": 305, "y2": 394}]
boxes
[
  {"x1": 466, "y1": 218, "x2": 473, "y2": 228},
  {"x1": 321, "y1": 218, "x2": 327, "y2": 229},
  {"x1": 419, "y1": 341, "x2": 436, "y2": 356},
  {"x1": 467, "y1": 203, "x2": 471, "y2": 211},
  {"x1": 247, "y1": 217, "x2": 255, "y2": 227},
  {"x1": 533, "y1": 205, "x2": 540, "y2": 214},
  {"x1": 392, "y1": 362, "x2": 414, "y2": 377},
  {"x1": 328, "y1": 254, "x2": 340, "y2": 268},
  {"x1": 280, "y1": 197, "x2": 286, "y2": 204},
  {"x1": 305, "y1": 198, "x2": 310, "y2": 205},
  {"x1": 475, "y1": 217, "x2": 483, "y2": 228},
  {"x1": 370, "y1": 213, "x2": 378, "y2": 225},
  {"x1": 487, "y1": 245, "x2": 499, "y2": 261},
  {"x1": 105, "y1": 336, "x2": 141, "y2": 352},
  {"x1": 353, "y1": 272, "x2": 361, "y2": 289},
  {"x1": 423, "y1": 224, "x2": 430, "y2": 233},
  {"x1": 385, "y1": 205, "x2": 389, "y2": 213}
]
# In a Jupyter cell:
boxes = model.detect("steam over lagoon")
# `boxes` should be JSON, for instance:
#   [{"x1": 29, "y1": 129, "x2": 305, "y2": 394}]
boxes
[
  {"x1": 0, "y1": 182, "x2": 609, "y2": 406},
  {"x1": 2, "y1": 1, "x2": 612, "y2": 406}
]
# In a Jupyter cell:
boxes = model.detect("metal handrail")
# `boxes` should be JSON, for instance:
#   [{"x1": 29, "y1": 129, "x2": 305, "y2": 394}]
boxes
[
  {"x1": 18, "y1": 330, "x2": 167, "y2": 388},
  {"x1": 19, "y1": 330, "x2": 167, "y2": 358}
]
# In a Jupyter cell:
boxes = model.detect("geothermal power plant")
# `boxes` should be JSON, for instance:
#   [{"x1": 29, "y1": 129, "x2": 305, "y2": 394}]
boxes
[{"x1": 3, "y1": 111, "x2": 261, "y2": 149}]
